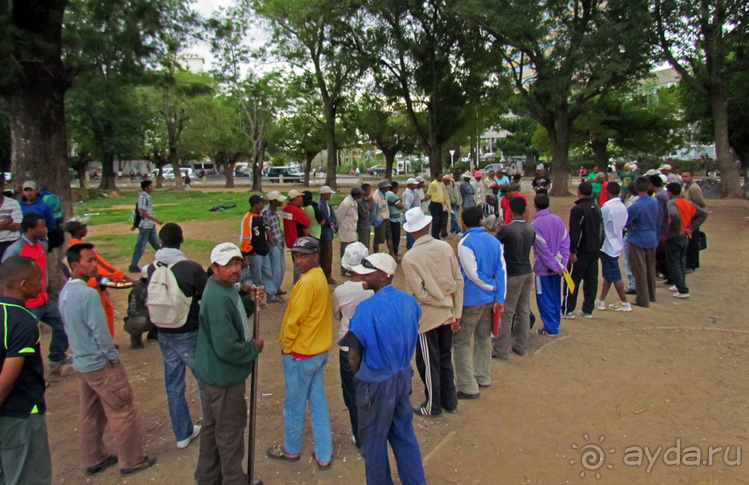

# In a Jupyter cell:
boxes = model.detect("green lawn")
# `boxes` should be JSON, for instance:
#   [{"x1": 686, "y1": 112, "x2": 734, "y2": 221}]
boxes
[
  {"x1": 87, "y1": 235, "x2": 215, "y2": 262},
  {"x1": 75, "y1": 189, "x2": 346, "y2": 227}
]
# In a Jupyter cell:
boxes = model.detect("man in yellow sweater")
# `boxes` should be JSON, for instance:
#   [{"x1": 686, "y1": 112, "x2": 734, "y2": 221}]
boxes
[{"x1": 267, "y1": 236, "x2": 333, "y2": 470}]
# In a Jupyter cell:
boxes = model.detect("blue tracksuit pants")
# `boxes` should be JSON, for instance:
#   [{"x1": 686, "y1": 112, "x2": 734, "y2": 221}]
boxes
[
  {"x1": 356, "y1": 368, "x2": 426, "y2": 485},
  {"x1": 536, "y1": 274, "x2": 562, "y2": 334}
]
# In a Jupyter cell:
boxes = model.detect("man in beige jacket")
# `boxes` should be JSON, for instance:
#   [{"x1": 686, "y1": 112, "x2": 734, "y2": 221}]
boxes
[
  {"x1": 401, "y1": 207, "x2": 464, "y2": 417},
  {"x1": 335, "y1": 187, "x2": 363, "y2": 277}
]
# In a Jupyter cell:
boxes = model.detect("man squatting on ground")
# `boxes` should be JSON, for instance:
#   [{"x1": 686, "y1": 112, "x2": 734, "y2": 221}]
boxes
[
  {"x1": 341, "y1": 253, "x2": 427, "y2": 485},
  {"x1": 453, "y1": 206, "x2": 506, "y2": 399},
  {"x1": 402, "y1": 207, "x2": 464, "y2": 417},
  {"x1": 0, "y1": 256, "x2": 52, "y2": 484},
  {"x1": 194, "y1": 242, "x2": 264, "y2": 484},
  {"x1": 59, "y1": 243, "x2": 156, "y2": 477}
]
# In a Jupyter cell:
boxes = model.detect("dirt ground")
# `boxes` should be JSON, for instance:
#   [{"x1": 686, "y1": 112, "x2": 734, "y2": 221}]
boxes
[{"x1": 43, "y1": 191, "x2": 748, "y2": 484}]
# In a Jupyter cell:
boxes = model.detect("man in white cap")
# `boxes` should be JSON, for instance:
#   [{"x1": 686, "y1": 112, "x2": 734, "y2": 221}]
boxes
[
  {"x1": 268, "y1": 236, "x2": 333, "y2": 470},
  {"x1": 336, "y1": 187, "x2": 363, "y2": 276},
  {"x1": 262, "y1": 190, "x2": 288, "y2": 296},
  {"x1": 414, "y1": 176, "x2": 429, "y2": 213},
  {"x1": 339, "y1": 252, "x2": 426, "y2": 484},
  {"x1": 282, "y1": 189, "x2": 311, "y2": 283},
  {"x1": 318, "y1": 186, "x2": 338, "y2": 284},
  {"x1": 401, "y1": 207, "x2": 464, "y2": 416},
  {"x1": 659, "y1": 164, "x2": 682, "y2": 186},
  {"x1": 195, "y1": 242, "x2": 264, "y2": 484},
  {"x1": 332, "y1": 242, "x2": 373, "y2": 447}
]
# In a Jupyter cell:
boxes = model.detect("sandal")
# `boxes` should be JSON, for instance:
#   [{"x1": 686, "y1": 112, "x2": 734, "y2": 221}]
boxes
[
  {"x1": 312, "y1": 451, "x2": 332, "y2": 471},
  {"x1": 266, "y1": 445, "x2": 300, "y2": 462}
]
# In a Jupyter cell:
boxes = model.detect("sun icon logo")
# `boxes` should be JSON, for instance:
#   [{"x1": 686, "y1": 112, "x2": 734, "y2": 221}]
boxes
[{"x1": 569, "y1": 433, "x2": 616, "y2": 479}]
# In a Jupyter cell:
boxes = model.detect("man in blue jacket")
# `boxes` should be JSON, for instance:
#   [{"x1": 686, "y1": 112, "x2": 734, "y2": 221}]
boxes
[{"x1": 454, "y1": 207, "x2": 506, "y2": 398}]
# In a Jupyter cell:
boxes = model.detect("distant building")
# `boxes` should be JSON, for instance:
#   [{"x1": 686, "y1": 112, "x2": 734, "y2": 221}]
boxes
[{"x1": 179, "y1": 55, "x2": 206, "y2": 73}]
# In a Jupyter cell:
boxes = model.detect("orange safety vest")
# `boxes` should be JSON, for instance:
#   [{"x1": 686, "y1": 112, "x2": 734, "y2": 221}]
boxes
[
  {"x1": 674, "y1": 198, "x2": 697, "y2": 236},
  {"x1": 240, "y1": 212, "x2": 260, "y2": 253}
]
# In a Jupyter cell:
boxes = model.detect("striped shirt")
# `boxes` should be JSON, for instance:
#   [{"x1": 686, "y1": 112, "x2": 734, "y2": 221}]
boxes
[
  {"x1": 261, "y1": 206, "x2": 284, "y2": 248},
  {"x1": 137, "y1": 191, "x2": 155, "y2": 229},
  {"x1": 0, "y1": 197, "x2": 22, "y2": 243}
]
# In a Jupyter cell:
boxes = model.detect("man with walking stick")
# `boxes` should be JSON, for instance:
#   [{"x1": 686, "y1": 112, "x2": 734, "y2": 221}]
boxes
[{"x1": 194, "y1": 242, "x2": 265, "y2": 485}]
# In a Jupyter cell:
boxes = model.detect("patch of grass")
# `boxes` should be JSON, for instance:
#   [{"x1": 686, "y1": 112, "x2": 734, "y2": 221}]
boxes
[
  {"x1": 87, "y1": 235, "x2": 215, "y2": 262},
  {"x1": 75, "y1": 189, "x2": 346, "y2": 227}
]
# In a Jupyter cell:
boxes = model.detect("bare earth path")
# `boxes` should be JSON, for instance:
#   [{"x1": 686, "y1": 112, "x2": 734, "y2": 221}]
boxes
[{"x1": 44, "y1": 194, "x2": 748, "y2": 484}]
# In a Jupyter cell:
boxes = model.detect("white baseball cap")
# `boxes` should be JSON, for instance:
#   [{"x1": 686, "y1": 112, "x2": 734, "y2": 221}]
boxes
[
  {"x1": 403, "y1": 207, "x2": 432, "y2": 233},
  {"x1": 287, "y1": 189, "x2": 302, "y2": 199},
  {"x1": 210, "y1": 242, "x2": 243, "y2": 266},
  {"x1": 341, "y1": 242, "x2": 369, "y2": 271},
  {"x1": 406, "y1": 178, "x2": 418, "y2": 185},
  {"x1": 267, "y1": 190, "x2": 287, "y2": 202},
  {"x1": 320, "y1": 185, "x2": 336, "y2": 195},
  {"x1": 351, "y1": 253, "x2": 397, "y2": 277}
]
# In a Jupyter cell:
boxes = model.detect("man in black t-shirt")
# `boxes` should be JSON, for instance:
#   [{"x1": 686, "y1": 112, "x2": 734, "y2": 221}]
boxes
[
  {"x1": 0, "y1": 256, "x2": 52, "y2": 483},
  {"x1": 531, "y1": 169, "x2": 552, "y2": 194}
]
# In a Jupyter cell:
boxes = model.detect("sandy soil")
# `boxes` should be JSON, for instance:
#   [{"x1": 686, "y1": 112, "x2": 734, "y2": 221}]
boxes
[{"x1": 43, "y1": 193, "x2": 749, "y2": 484}]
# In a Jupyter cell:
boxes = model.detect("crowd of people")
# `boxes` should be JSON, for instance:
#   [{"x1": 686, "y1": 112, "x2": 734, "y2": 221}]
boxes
[{"x1": 0, "y1": 162, "x2": 709, "y2": 484}]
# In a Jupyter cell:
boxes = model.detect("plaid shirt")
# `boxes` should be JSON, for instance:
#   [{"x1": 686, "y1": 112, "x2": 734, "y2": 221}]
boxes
[
  {"x1": 261, "y1": 206, "x2": 284, "y2": 248},
  {"x1": 137, "y1": 191, "x2": 155, "y2": 229}
]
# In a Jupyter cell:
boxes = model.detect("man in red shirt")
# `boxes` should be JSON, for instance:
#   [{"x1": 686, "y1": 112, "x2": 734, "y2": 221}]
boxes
[
  {"x1": 499, "y1": 184, "x2": 527, "y2": 225},
  {"x1": 282, "y1": 190, "x2": 311, "y2": 283},
  {"x1": 2, "y1": 214, "x2": 70, "y2": 377}
]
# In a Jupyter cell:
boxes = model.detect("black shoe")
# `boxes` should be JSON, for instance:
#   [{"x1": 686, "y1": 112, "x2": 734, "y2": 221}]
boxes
[
  {"x1": 128, "y1": 266, "x2": 141, "y2": 273},
  {"x1": 478, "y1": 383, "x2": 491, "y2": 388},
  {"x1": 146, "y1": 331, "x2": 159, "y2": 340},
  {"x1": 625, "y1": 289, "x2": 636, "y2": 295},
  {"x1": 444, "y1": 407, "x2": 458, "y2": 414},
  {"x1": 457, "y1": 390, "x2": 480, "y2": 400},
  {"x1": 685, "y1": 268, "x2": 695, "y2": 274},
  {"x1": 412, "y1": 405, "x2": 440, "y2": 417},
  {"x1": 120, "y1": 456, "x2": 157, "y2": 477},
  {"x1": 512, "y1": 347, "x2": 528, "y2": 356},
  {"x1": 130, "y1": 337, "x2": 144, "y2": 349},
  {"x1": 86, "y1": 455, "x2": 118, "y2": 476},
  {"x1": 492, "y1": 352, "x2": 508, "y2": 361}
]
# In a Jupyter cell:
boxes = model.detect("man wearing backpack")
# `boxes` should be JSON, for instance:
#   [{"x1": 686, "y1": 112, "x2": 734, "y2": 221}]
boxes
[
  {"x1": 129, "y1": 180, "x2": 163, "y2": 273},
  {"x1": 146, "y1": 223, "x2": 208, "y2": 449}
]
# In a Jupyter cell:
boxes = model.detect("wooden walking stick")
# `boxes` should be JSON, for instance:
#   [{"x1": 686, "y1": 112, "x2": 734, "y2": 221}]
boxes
[{"x1": 248, "y1": 293, "x2": 263, "y2": 485}]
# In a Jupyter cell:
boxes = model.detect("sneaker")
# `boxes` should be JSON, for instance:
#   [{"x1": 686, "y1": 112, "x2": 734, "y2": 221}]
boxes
[
  {"x1": 120, "y1": 456, "x2": 157, "y2": 477},
  {"x1": 491, "y1": 352, "x2": 508, "y2": 361},
  {"x1": 267, "y1": 294, "x2": 286, "y2": 304},
  {"x1": 128, "y1": 266, "x2": 141, "y2": 273},
  {"x1": 668, "y1": 285, "x2": 678, "y2": 292},
  {"x1": 512, "y1": 347, "x2": 528, "y2": 356},
  {"x1": 413, "y1": 405, "x2": 440, "y2": 417},
  {"x1": 457, "y1": 390, "x2": 480, "y2": 400},
  {"x1": 609, "y1": 302, "x2": 632, "y2": 312},
  {"x1": 177, "y1": 425, "x2": 201, "y2": 449},
  {"x1": 673, "y1": 292, "x2": 690, "y2": 299},
  {"x1": 577, "y1": 311, "x2": 593, "y2": 319},
  {"x1": 595, "y1": 299, "x2": 606, "y2": 311},
  {"x1": 537, "y1": 329, "x2": 557, "y2": 336},
  {"x1": 561, "y1": 312, "x2": 576, "y2": 320}
]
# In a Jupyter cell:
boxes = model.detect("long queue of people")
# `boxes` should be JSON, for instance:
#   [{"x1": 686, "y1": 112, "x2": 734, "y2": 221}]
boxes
[{"x1": 0, "y1": 166, "x2": 708, "y2": 484}]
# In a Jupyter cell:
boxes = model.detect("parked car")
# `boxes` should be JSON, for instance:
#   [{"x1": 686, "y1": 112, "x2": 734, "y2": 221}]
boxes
[
  {"x1": 366, "y1": 164, "x2": 387, "y2": 176},
  {"x1": 480, "y1": 162, "x2": 507, "y2": 174},
  {"x1": 150, "y1": 167, "x2": 194, "y2": 180},
  {"x1": 264, "y1": 166, "x2": 304, "y2": 183}
]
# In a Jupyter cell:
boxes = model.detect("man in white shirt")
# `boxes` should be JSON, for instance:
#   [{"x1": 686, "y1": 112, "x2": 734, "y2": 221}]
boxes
[
  {"x1": 335, "y1": 187, "x2": 362, "y2": 276},
  {"x1": 595, "y1": 182, "x2": 632, "y2": 312},
  {"x1": 0, "y1": 192, "x2": 22, "y2": 259},
  {"x1": 401, "y1": 179, "x2": 421, "y2": 251}
]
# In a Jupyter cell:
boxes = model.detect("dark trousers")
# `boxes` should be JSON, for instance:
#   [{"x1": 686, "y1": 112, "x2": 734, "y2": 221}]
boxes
[
  {"x1": 686, "y1": 231, "x2": 701, "y2": 270},
  {"x1": 356, "y1": 368, "x2": 426, "y2": 485},
  {"x1": 357, "y1": 227, "x2": 371, "y2": 250},
  {"x1": 0, "y1": 414, "x2": 52, "y2": 485},
  {"x1": 428, "y1": 202, "x2": 444, "y2": 240},
  {"x1": 195, "y1": 381, "x2": 248, "y2": 485},
  {"x1": 562, "y1": 252, "x2": 599, "y2": 315},
  {"x1": 320, "y1": 239, "x2": 333, "y2": 281},
  {"x1": 390, "y1": 221, "x2": 401, "y2": 256},
  {"x1": 666, "y1": 235, "x2": 689, "y2": 294},
  {"x1": 339, "y1": 349, "x2": 359, "y2": 447},
  {"x1": 629, "y1": 244, "x2": 656, "y2": 307},
  {"x1": 415, "y1": 325, "x2": 457, "y2": 415}
]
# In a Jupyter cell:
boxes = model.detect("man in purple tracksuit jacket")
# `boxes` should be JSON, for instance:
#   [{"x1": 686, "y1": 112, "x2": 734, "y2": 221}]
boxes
[{"x1": 531, "y1": 194, "x2": 570, "y2": 335}]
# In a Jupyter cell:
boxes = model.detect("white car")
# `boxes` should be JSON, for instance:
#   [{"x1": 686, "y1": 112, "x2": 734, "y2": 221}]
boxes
[{"x1": 150, "y1": 167, "x2": 194, "y2": 180}]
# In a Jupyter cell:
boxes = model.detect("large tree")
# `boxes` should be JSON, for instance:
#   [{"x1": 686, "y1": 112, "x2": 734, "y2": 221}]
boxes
[
  {"x1": 654, "y1": 0, "x2": 749, "y2": 195},
  {"x1": 463, "y1": 0, "x2": 653, "y2": 195},
  {"x1": 253, "y1": 0, "x2": 362, "y2": 189},
  {"x1": 363, "y1": 0, "x2": 496, "y2": 177}
]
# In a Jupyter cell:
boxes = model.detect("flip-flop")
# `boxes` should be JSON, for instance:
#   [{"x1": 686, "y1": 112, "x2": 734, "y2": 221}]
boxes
[
  {"x1": 312, "y1": 451, "x2": 332, "y2": 471},
  {"x1": 266, "y1": 445, "x2": 300, "y2": 462}
]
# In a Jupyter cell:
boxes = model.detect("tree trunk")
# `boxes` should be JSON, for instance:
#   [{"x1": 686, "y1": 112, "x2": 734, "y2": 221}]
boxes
[
  {"x1": 155, "y1": 165, "x2": 165, "y2": 188},
  {"x1": 251, "y1": 139, "x2": 266, "y2": 192},
  {"x1": 76, "y1": 167, "x2": 87, "y2": 188},
  {"x1": 709, "y1": 92, "x2": 742, "y2": 198},
  {"x1": 224, "y1": 163, "x2": 235, "y2": 188},
  {"x1": 547, "y1": 116, "x2": 572, "y2": 197},
  {"x1": 304, "y1": 151, "x2": 316, "y2": 187},
  {"x1": 98, "y1": 154, "x2": 117, "y2": 190},
  {"x1": 591, "y1": 138, "x2": 609, "y2": 174},
  {"x1": 383, "y1": 148, "x2": 397, "y2": 180},
  {"x1": 323, "y1": 99, "x2": 337, "y2": 189}
]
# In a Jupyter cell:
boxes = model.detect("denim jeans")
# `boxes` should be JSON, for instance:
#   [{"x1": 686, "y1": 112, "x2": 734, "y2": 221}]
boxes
[
  {"x1": 30, "y1": 300, "x2": 68, "y2": 363},
  {"x1": 450, "y1": 203, "x2": 461, "y2": 234},
  {"x1": 282, "y1": 352, "x2": 332, "y2": 461},
  {"x1": 268, "y1": 246, "x2": 285, "y2": 292},
  {"x1": 623, "y1": 233, "x2": 635, "y2": 291},
  {"x1": 130, "y1": 226, "x2": 161, "y2": 270},
  {"x1": 250, "y1": 253, "x2": 278, "y2": 296},
  {"x1": 158, "y1": 330, "x2": 204, "y2": 441},
  {"x1": 665, "y1": 235, "x2": 689, "y2": 294}
]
